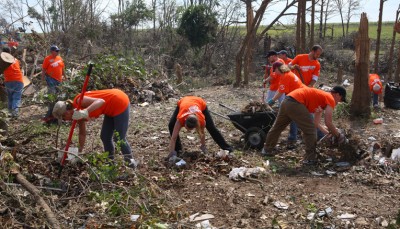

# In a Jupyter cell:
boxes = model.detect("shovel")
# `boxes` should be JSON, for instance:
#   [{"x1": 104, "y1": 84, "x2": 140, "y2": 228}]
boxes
[{"x1": 58, "y1": 63, "x2": 94, "y2": 177}]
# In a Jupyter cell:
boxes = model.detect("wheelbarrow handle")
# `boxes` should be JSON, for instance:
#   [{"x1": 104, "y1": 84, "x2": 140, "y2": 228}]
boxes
[{"x1": 219, "y1": 103, "x2": 237, "y2": 112}]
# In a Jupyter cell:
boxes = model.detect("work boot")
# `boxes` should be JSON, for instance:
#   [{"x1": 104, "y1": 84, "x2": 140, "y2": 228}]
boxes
[
  {"x1": 286, "y1": 140, "x2": 297, "y2": 150},
  {"x1": 261, "y1": 147, "x2": 278, "y2": 157}
]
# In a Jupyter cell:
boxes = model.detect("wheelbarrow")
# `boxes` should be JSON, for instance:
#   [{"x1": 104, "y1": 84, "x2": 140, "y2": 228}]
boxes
[{"x1": 210, "y1": 104, "x2": 276, "y2": 149}]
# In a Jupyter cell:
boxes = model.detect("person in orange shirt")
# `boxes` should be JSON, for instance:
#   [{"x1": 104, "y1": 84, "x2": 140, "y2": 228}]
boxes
[
  {"x1": 289, "y1": 45, "x2": 323, "y2": 87},
  {"x1": 277, "y1": 50, "x2": 292, "y2": 64},
  {"x1": 42, "y1": 45, "x2": 65, "y2": 122},
  {"x1": 263, "y1": 50, "x2": 285, "y2": 105},
  {"x1": 2, "y1": 47, "x2": 24, "y2": 118},
  {"x1": 267, "y1": 62, "x2": 305, "y2": 148},
  {"x1": 369, "y1": 74, "x2": 383, "y2": 108},
  {"x1": 168, "y1": 96, "x2": 232, "y2": 160},
  {"x1": 52, "y1": 89, "x2": 137, "y2": 168},
  {"x1": 262, "y1": 86, "x2": 347, "y2": 165}
]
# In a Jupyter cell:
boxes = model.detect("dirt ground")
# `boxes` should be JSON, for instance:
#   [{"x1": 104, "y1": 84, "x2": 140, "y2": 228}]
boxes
[{"x1": 2, "y1": 81, "x2": 400, "y2": 228}]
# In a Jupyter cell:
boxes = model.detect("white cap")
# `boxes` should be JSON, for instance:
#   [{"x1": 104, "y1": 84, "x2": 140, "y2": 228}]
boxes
[{"x1": 372, "y1": 83, "x2": 381, "y2": 93}]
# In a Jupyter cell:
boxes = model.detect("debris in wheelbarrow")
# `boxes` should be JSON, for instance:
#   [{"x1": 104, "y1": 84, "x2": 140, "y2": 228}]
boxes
[
  {"x1": 211, "y1": 103, "x2": 276, "y2": 149},
  {"x1": 241, "y1": 101, "x2": 273, "y2": 113}
]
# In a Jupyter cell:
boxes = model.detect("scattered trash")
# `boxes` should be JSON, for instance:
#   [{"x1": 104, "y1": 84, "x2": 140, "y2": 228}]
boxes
[
  {"x1": 326, "y1": 170, "x2": 337, "y2": 175},
  {"x1": 195, "y1": 220, "x2": 216, "y2": 229},
  {"x1": 228, "y1": 167, "x2": 267, "y2": 181},
  {"x1": 216, "y1": 150, "x2": 231, "y2": 159},
  {"x1": 335, "y1": 162, "x2": 351, "y2": 167},
  {"x1": 175, "y1": 159, "x2": 187, "y2": 167},
  {"x1": 139, "y1": 102, "x2": 149, "y2": 107},
  {"x1": 307, "y1": 207, "x2": 333, "y2": 220},
  {"x1": 373, "y1": 118, "x2": 383, "y2": 124},
  {"x1": 368, "y1": 137, "x2": 377, "y2": 141},
  {"x1": 337, "y1": 213, "x2": 357, "y2": 220},
  {"x1": 186, "y1": 136, "x2": 196, "y2": 140},
  {"x1": 57, "y1": 147, "x2": 79, "y2": 164},
  {"x1": 311, "y1": 171, "x2": 324, "y2": 176},
  {"x1": 246, "y1": 193, "x2": 255, "y2": 197},
  {"x1": 130, "y1": 215, "x2": 140, "y2": 222},
  {"x1": 394, "y1": 132, "x2": 400, "y2": 138},
  {"x1": 391, "y1": 148, "x2": 400, "y2": 161},
  {"x1": 342, "y1": 79, "x2": 350, "y2": 86},
  {"x1": 188, "y1": 213, "x2": 215, "y2": 222},
  {"x1": 273, "y1": 201, "x2": 289, "y2": 210},
  {"x1": 168, "y1": 156, "x2": 187, "y2": 168}
]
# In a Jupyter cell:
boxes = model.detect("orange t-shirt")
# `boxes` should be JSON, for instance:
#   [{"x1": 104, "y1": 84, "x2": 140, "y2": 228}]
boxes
[
  {"x1": 177, "y1": 96, "x2": 206, "y2": 128},
  {"x1": 268, "y1": 58, "x2": 285, "y2": 91},
  {"x1": 4, "y1": 59, "x2": 23, "y2": 83},
  {"x1": 290, "y1": 54, "x2": 320, "y2": 86},
  {"x1": 278, "y1": 71, "x2": 305, "y2": 94},
  {"x1": 288, "y1": 87, "x2": 335, "y2": 113},
  {"x1": 42, "y1": 55, "x2": 64, "y2": 82},
  {"x1": 369, "y1": 74, "x2": 383, "y2": 94},
  {"x1": 73, "y1": 89, "x2": 130, "y2": 118},
  {"x1": 282, "y1": 58, "x2": 293, "y2": 65}
]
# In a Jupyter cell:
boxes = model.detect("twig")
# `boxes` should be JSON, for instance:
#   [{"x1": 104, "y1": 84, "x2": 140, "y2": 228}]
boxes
[
  {"x1": 4, "y1": 183, "x2": 66, "y2": 192},
  {"x1": 13, "y1": 171, "x2": 61, "y2": 229}
]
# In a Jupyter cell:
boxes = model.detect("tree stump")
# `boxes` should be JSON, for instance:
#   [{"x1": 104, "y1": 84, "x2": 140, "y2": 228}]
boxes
[
  {"x1": 175, "y1": 63, "x2": 183, "y2": 84},
  {"x1": 350, "y1": 13, "x2": 371, "y2": 117}
]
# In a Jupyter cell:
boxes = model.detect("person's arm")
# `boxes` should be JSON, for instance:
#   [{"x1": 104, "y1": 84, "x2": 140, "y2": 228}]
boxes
[
  {"x1": 314, "y1": 110, "x2": 329, "y2": 135},
  {"x1": 323, "y1": 105, "x2": 340, "y2": 136},
  {"x1": 308, "y1": 79, "x2": 316, "y2": 87},
  {"x1": 199, "y1": 127, "x2": 206, "y2": 147},
  {"x1": 78, "y1": 96, "x2": 105, "y2": 113},
  {"x1": 272, "y1": 91, "x2": 284, "y2": 102},
  {"x1": 77, "y1": 120, "x2": 86, "y2": 152},
  {"x1": 169, "y1": 120, "x2": 182, "y2": 153}
]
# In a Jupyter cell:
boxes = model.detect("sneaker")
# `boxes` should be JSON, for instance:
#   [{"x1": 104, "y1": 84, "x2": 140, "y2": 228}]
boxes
[
  {"x1": 261, "y1": 148, "x2": 277, "y2": 156},
  {"x1": 286, "y1": 140, "x2": 296, "y2": 150}
]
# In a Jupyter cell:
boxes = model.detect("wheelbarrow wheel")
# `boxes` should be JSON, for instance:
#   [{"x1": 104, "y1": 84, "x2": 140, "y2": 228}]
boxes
[{"x1": 245, "y1": 127, "x2": 266, "y2": 149}]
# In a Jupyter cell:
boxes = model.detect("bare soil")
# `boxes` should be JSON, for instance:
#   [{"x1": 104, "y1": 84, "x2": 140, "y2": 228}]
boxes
[{"x1": 2, "y1": 82, "x2": 400, "y2": 228}]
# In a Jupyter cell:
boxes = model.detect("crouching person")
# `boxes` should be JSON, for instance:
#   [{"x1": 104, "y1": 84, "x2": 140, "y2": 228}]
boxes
[
  {"x1": 261, "y1": 86, "x2": 347, "y2": 165},
  {"x1": 369, "y1": 74, "x2": 383, "y2": 108},
  {"x1": 52, "y1": 89, "x2": 137, "y2": 168},
  {"x1": 167, "y1": 96, "x2": 233, "y2": 160}
]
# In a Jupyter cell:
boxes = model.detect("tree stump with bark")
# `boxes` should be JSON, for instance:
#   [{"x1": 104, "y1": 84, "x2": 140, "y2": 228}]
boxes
[{"x1": 350, "y1": 13, "x2": 371, "y2": 117}]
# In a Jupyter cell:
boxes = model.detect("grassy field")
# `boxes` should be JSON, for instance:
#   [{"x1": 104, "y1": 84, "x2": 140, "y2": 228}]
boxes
[{"x1": 259, "y1": 21, "x2": 400, "y2": 40}]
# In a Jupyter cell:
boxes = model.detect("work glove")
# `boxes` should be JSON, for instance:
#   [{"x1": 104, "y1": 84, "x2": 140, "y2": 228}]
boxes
[
  {"x1": 267, "y1": 99, "x2": 275, "y2": 106},
  {"x1": 200, "y1": 144, "x2": 208, "y2": 154},
  {"x1": 72, "y1": 109, "x2": 89, "y2": 120},
  {"x1": 337, "y1": 133, "x2": 348, "y2": 145}
]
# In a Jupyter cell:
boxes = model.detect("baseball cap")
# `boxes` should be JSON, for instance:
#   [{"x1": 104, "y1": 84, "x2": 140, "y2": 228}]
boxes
[
  {"x1": 265, "y1": 50, "x2": 278, "y2": 58},
  {"x1": 372, "y1": 83, "x2": 381, "y2": 93},
  {"x1": 52, "y1": 101, "x2": 68, "y2": 123},
  {"x1": 272, "y1": 61, "x2": 283, "y2": 71},
  {"x1": 330, "y1": 86, "x2": 347, "y2": 103},
  {"x1": 50, "y1": 45, "x2": 60, "y2": 52},
  {"x1": 278, "y1": 50, "x2": 288, "y2": 55}
]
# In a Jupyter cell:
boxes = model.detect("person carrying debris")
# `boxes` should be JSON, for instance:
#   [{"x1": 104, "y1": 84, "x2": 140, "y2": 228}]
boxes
[
  {"x1": 41, "y1": 45, "x2": 65, "y2": 123},
  {"x1": 167, "y1": 96, "x2": 232, "y2": 160},
  {"x1": 263, "y1": 50, "x2": 285, "y2": 105},
  {"x1": 267, "y1": 62, "x2": 305, "y2": 149},
  {"x1": 288, "y1": 45, "x2": 323, "y2": 87},
  {"x1": 1, "y1": 47, "x2": 23, "y2": 118},
  {"x1": 369, "y1": 74, "x2": 383, "y2": 108},
  {"x1": 277, "y1": 50, "x2": 292, "y2": 64},
  {"x1": 262, "y1": 86, "x2": 347, "y2": 165},
  {"x1": 52, "y1": 89, "x2": 138, "y2": 168}
]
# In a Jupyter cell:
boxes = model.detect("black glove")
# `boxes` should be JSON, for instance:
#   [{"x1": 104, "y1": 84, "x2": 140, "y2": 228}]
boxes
[{"x1": 337, "y1": 133, "x2": 348, "y2": 145}]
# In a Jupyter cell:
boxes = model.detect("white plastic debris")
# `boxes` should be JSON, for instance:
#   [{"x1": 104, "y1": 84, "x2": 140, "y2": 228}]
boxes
[
  {"x1": 326, "y1": 170, "x2": 337, "y2": 175},
  {"x1": 57, "y1": 147, "x2": 79, "y2": 164},
  {"x1": 195, "y1": 220, "x2": 216, "y2": 229},
  {"x1": 342, "y1": 79, "x2": 350, "y2": 86},
  {"x1": 228, "y1": 167, "x2": 267, "y2": 181},
  {"x1": 130, "y1": 215, "x2": 140, "y2": 222},
  {"x1": 139, "y1": 102, "x2": 149, "y2": 107},
  {"x1": 273, "y1": 201, "x2": 289, "y2": 210},
  {"x1": 186, "y1": 136, "x2": 196, "y2": 140},
  {"x1": 175, "y1": 159, "x2": 187, "y2": 167},
  {"x1": 337, "y1": 213, "x2": 357, "y2": 220},
  {"x1": 311, "y1": 171, "x2": 324, "y2": 176},
  {"x1": 368, "y1": 137, "x2": 377, "y2": 141},
  {"x1": 391, "y1": 148, "x2": 400, "y2": 161},
  {"x1": 188, "y1": 213, "x2": 215, "y2": 222}
]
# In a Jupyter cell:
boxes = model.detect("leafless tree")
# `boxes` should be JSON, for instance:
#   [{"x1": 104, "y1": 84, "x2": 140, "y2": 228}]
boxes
[
  {"x1": 344, "y1": 0, "x2": 360, "y2": 35},
  {"x1": 387, "y1": 4, "x2": 400, "y2": 81},
  {"x1": 373, "y1": 0, "x2": 387, "y2": 74}
]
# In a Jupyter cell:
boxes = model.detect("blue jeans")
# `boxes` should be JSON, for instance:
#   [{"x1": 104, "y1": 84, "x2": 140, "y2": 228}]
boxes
[
  {"x1": 5, "y1": 81, "x2": 23, "y2": 116},
  {"x1": 100, "y1": 105, "x2": 133, "y2": 162},
  {"x1": 372, "y1": 93, "x2": 379, "y2": 106},
  {"x1": 45, "y1": 76, "x2": 61, "y2": 117}
]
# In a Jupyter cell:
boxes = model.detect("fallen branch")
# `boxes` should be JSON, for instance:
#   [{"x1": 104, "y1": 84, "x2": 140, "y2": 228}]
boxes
[{"x1": 12, "y1": 171, "x2": 61, "y2": 229}]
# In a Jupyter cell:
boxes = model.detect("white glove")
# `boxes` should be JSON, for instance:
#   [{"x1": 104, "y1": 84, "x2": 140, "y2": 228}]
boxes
[
  {"x1": 337, "y1": 133, "x2": 347, "y2": 145},
  {"x1": 200, "y1": 144, "x2": 208, "y2": 154},
  {"x1": 72, "y1": 109, "x2": 89, "y2": 120}
]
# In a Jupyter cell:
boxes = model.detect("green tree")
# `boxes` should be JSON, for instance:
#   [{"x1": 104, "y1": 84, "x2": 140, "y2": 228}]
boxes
[{"x1": 178, "y1": 4, "x2": 218, "y2": 48}]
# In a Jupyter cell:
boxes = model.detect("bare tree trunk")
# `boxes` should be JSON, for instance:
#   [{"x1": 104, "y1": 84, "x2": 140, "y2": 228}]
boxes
[
  {"x1": 351, "y1": 13, "x2": 371, "y2": 117},
  {"x1": 235, "y1": 0, "x2": 270, "y2": 87},
  {"x1": 373, "y1": 0, "x2": 385, "y2": 73},
  {"x1": 243, "y1": 0, "x2": 255, "y2": 84},
  {"x1": 395, "y1": 41, "x2": 400, "y2": 82},
  {"x1": 296, "y1": 1, "x2": 301, "y2": 54},
  {"x1": 337, "y1": 63, "x2": 343, "y2": 84},
  {"x1": 309, "y1": 0, "x2": 315, "y2": 49},
  {"x1": 263, "y1": 35, "x2": 271, "y2": 56},
  {"x1": 300, "y1": 0, "x2": 306, "y2": 53},
  {"x1": 387, "y1": 4, "x2": 400, "y2": 81}
]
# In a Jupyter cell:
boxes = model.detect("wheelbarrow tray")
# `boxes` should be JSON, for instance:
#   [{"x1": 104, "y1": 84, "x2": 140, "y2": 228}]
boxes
[{"x1": 227, "y1": 111, "x2": 276, "y2": 134}]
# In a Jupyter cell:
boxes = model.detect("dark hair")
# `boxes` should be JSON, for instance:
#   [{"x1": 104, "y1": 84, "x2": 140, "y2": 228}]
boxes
[
  {"x1": 311, "y1": 45, "x2": 323, "y2": 52},
  {"x1": 2, "y1": 47, "x2": 11, "y2": 53},
  {"x1": 185, "y1": 115, "x2": 198, "y2": 129}
]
